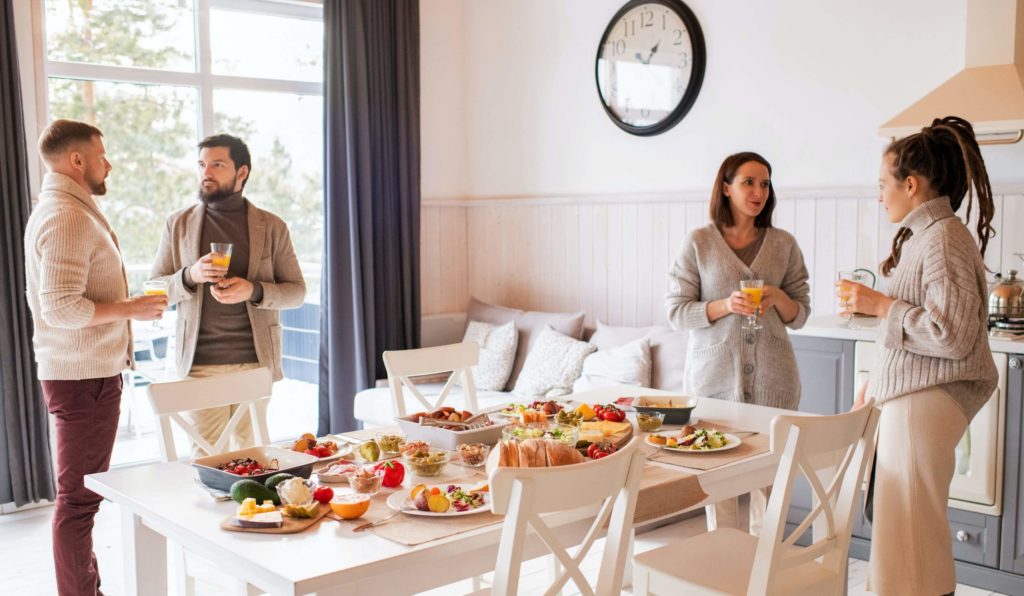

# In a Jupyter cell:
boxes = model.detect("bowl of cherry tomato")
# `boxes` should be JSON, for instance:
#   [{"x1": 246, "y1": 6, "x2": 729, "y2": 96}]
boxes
[
  {"x1": 192, "y1": 446, "x2": 318, "y2": 492},
  {"x1": 593, "y1": 404, "x2": 627, "y2": 423}
]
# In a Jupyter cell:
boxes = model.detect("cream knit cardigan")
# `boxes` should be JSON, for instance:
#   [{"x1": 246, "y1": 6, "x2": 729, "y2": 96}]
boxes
[
  {"x1": 666, "y1": 224, "x2": 811, "y2": 409},
  {"x1": 24, "y1": 173, "x2": 133, "y2": 380},
  {"x1": 868, "y1": 197, "x2": 997, "y2": 421}
]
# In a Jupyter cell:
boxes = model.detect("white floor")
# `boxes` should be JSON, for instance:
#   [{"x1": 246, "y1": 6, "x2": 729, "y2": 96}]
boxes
[{"x1": 0, "y1": 501, "x2": 1007, "y2": 596}]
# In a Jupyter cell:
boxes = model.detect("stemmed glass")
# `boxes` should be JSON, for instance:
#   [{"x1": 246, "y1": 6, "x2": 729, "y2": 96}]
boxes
[
  {"x1": 142, "y1": 279, "x2": 168, "y2": 328},
  {"x1": 740, "y1": 279, "x2": 764, "y2": 331},
  {"x1": 836, "y1": 270, "x2": 869, "y2": 328}
]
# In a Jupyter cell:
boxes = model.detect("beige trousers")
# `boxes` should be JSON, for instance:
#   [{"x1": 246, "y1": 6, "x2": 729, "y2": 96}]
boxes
[
  {"x1": 868, "y1": 387, "x2": 968, "y2": 596},
  {"x1": 181, "y1": 362, "x2": 263, "y2": 458}
]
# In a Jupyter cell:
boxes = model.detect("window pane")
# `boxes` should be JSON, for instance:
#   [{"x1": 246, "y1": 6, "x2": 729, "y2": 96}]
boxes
[
  {"x1": 213, "y1": 89, "x2": 323, "y2": 299},
  {"x1": 210, "y1": 9, "x2": 322, "y2": 82},
  {"x1": 47, "y1": 78, "x2": 199, "y2": 290},
  {"x1": 45, "y1": 0, "x2": 196, "y2": 72}
]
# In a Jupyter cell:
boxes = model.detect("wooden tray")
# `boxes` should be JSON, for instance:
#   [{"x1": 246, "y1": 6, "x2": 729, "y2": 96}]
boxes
[
  {"x1": 220, "y1": 503, "x2": 331, "y2": 534},
  {"x1": 578, "y1": 420, "x2": 634, "y2": 449}
]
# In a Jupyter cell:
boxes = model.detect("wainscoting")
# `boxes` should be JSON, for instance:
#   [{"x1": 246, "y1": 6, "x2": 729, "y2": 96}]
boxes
[{"x1": 421, "y1": 188, "x2": 1024, "y2": 326}]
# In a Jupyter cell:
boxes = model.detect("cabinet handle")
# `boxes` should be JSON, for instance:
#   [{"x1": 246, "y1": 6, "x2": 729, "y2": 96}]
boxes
[
  {"x1": 1011, "y1": 358, "x2": 1022, "y2": 370},
  {"x1": 956, "y1": 530, "x2": 970, "y2": 543}
]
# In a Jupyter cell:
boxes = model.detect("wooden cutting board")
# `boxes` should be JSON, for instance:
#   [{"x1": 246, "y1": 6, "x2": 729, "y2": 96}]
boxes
[
  {"x1": 220, "y1": 503, "x2": 331, "y2": 534},
  {"x1": 579, "y1": 420, "x2": 634, "y2": 449}
]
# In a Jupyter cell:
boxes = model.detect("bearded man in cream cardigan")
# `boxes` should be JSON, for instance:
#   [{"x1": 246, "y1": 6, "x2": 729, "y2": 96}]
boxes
[{"x1": 148, "y1": 134, "x2": 305, "y2": 455}]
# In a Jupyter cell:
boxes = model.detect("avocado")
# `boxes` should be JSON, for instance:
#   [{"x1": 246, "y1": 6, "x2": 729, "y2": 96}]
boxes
[
  {"x1": 230, "y1": 479, "x2": 278, "y2": 505},
  {"x1": 264, "y1": 473, "x2": 294, "y2": 492}
]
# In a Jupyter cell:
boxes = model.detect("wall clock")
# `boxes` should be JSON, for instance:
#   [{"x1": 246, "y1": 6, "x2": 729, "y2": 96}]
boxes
[{"x1": 595, "y1": 0, "x2": 706, "y2": 136}]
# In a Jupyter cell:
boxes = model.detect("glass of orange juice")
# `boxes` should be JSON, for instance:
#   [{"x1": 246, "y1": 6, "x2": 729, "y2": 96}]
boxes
[
  {"x1": 210, "y1": 242, "x2": 233, "y2": 287},
  {"x1": 740, "y1": 279, "x2": 764, "y2": 331},
  {"x1": 836, "y1": 270, "x2": 869, "y2": 327},
  {"x1": 142, "y1": 280, "x2": 168, "y2": 328}
]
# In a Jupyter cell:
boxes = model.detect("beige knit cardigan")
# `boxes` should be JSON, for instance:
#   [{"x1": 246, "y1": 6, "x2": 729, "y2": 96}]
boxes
[{"x1": 24, "y1": 173, "x2": 133, "y2": 380}]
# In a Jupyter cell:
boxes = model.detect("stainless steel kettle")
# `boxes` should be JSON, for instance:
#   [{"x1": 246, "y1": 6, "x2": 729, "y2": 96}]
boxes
[{"x1": 989, "y1": 269, "x2": 1024, "y2": 318}]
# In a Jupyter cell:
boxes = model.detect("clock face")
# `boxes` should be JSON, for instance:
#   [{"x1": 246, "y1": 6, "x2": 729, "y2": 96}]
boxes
[{"x1": 596, "y1": 0, "x2": 706, "y2": 136}]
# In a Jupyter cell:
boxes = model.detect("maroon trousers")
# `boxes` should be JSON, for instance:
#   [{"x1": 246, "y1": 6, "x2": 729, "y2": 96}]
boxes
[{"x1": 41, "y1": 375, "x2": 122, "y2": 596}]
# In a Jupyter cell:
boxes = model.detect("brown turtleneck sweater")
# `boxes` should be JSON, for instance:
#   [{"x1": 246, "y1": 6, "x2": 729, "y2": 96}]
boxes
[{"x1": 183, "y1": 192, "x2": 262, "y2": 365}]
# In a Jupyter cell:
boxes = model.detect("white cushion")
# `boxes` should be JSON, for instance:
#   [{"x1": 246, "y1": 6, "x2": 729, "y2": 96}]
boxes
[
  {"x1": 459, "y1": 320, "x2": 517, "y2": 391},
  {"x1": 353, "y1": 383, "x2": 514, "y2": 428},
  {"x1": 572, "y1": 337, "x2": 651, "y2": 393},
  {"x1": 513, "y1": 326, "x2": 596, "y2": 398}
]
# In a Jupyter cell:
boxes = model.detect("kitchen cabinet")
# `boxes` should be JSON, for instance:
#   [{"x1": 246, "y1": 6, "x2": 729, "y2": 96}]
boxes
[{"x1": 1000, "y1": 354, "x2": 1024, "y2": 574}]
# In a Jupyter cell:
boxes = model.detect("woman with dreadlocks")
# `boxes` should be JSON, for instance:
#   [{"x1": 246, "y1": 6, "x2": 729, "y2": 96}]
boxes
[{"x1": 841, "y1": 116, "x2": 998, "y2": 595}]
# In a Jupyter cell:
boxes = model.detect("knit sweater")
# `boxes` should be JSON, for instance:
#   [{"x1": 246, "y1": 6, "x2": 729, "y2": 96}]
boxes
[
  {"x1": 868, "y1": 197, "x2": 997, "y2": 421},
  {"x1": 666, "y1": 224, "x2": 811, "y2": 409},
  {"x1": 24, "y1": 173, "x2": 133, "y2": 380}
]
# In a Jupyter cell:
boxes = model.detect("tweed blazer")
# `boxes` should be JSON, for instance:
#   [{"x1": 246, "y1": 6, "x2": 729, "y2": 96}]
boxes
[
  {"x1": 666, "y1": 224, "x2": 811, "y2": 409},
  {"x1": 149, "y1": 200, "x2": 306, "y2": 381}
]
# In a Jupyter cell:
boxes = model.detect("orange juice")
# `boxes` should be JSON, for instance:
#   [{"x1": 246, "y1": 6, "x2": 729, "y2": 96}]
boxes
[
  {"x1": 211, "y1": 253, "x2": 231, "y2": 269},
  {"x1": 741, "y1": 286, "x2": 763, "y2": 306},
  {"x1": 143, "y1": 288, "x2": 167, "y2": 296}
]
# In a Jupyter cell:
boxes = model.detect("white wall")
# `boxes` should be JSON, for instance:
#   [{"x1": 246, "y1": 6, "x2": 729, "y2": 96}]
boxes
[{"x1": 421, "y1": 0, "x2": 1024, "y2": 200}]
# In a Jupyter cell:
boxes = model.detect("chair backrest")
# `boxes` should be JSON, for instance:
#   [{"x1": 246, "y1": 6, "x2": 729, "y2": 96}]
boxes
[
  {"x1": 748, "y1": 401, "x2": 881, "y2": 596},
  {"x1": 488, "y1": 437, "x2": 646, "y2": 596},
  {"x1": 382, "y1": 342, "x2": 480, "y2": 417},
  {"x1": 146, "y1": 367, "x2": 273, "y2": 462}
]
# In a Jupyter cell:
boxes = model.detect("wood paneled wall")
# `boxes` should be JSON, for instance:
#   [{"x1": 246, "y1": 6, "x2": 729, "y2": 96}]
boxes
[{"x1": 421, "y1": 191, "x2": 1024, "y2": 326}]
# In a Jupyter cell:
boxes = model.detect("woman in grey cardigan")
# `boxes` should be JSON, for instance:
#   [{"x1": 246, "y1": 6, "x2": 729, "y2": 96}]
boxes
[
  {"x1": 841, "y1": 117, "x2": 998, "y2": 596},
  {"x1": 666, "y1": 152, "x2": 811, "y2": 410},
  {"x1": 666, "y1": 151, "x2": 810, "y2": 533}
]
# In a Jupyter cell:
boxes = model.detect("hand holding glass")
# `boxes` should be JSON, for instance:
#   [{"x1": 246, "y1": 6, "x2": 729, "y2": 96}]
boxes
[
  {"x1": 740, "y1": 279, "x2": 764, "y2": 331},
  {"x1": 142, "y1": 280, "x2": 168, "y2": 328},
  {"x1": 836, "y1": 270, "x2": 869, "y2": 327}
]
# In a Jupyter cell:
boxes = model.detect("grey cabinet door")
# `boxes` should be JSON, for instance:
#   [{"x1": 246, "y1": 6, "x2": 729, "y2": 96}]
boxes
[
  {"x1": 1000, "y1": 355, "x2": 1024, "y2": 573},
  {"x1": 787, "y1": 336, "x2": 855, "y2": 542}
]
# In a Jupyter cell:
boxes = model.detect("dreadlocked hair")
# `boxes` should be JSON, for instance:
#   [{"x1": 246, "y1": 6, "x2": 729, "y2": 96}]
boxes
[{"x1": 880, "y1": 116, "x2": 995, "y2": 276}]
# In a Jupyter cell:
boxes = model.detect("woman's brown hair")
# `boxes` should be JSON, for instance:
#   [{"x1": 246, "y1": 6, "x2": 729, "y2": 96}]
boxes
[
  {"x1": 880, "y1": 116, "x2": 996, "y2": 276},
  {"x1": 709, "y1": 151, "x2": 776, "y2": 228}
]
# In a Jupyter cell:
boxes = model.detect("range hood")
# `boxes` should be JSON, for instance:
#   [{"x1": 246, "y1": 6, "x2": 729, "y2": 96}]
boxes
[{"x1": 879, "y1": 0, "x2": 1024, "y2": 144}]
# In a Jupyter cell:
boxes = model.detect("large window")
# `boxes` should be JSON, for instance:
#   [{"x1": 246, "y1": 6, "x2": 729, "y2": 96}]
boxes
[{"x1": 40, "y1": 0, "x2": 324, "y2": 465}]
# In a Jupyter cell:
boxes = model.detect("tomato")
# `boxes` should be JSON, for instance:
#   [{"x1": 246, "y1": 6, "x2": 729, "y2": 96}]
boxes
[
  {"x1": 315, "y1": 445, "x2": 333, "y2": 458},
  {"x1": 373, "y1": 460, "x2": 406, "y2": 488},
  {"x1": 587, "y1": 442, "x2": 617, "y2": 459},
  {"x1": 601, "y1": 409, "x2": 625, "y2": 422},
  {"x1": 313, "y1": 485, "x2": 334, "y2": 504},
  {"x1": 592, "y1": 451, "x2": 609, "y2": 459},
  {"x1": 304, "y1": 448, "x2": 319, "y2": 456}
]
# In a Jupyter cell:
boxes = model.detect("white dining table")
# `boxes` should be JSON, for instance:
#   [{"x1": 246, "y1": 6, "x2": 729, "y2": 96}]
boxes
[{"x1": 85, "y1": 385, "x2": 803, "y2": 595}]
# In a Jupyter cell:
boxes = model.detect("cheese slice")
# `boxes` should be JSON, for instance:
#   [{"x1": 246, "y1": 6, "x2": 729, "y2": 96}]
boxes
[
  {"x1": 597, "y1": 420, "x2": 632, "y2": 435},
  {"x1": 232, "y1": 510, "x2": 283, "y2": 528}
]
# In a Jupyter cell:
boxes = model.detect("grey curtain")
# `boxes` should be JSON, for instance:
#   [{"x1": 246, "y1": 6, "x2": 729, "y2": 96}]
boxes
[
  {"x1": 0, "y1": 0, "x2": 55, "y2": 505},
  {"x1": 319, "y1": 0, "x2": 421, "y2": 434}
]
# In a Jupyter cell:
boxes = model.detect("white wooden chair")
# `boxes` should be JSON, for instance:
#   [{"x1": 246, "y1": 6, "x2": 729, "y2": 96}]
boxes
[
  {"x1": 147, "y1": 367, "x2": 272, "y2": 461},
  {"x1": 486, "y1": 436, "x2": 647, "y2": 596},
  {"x1": 147, "y1": 366, "x2": 273, "y2": 596},
  {"x1": 382, "y1": 341, "x2": 480, "y2": 417},
  {"x1": 633, "y1": 401, "x2": 881, "y2": 596}
]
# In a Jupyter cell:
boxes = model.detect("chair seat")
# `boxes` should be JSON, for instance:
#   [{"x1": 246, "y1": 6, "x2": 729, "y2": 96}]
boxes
[
  {"x1": 353, "y1": 383, "x2": 515, "y2": 427},
  {"x1": 633, "y1": 528, "x2": 837, "y2": 595}
]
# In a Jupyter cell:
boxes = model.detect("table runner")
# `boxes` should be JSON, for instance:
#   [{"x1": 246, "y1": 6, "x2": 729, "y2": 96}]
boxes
[{"x1": 643, "y1": 421, "x2": 771, "y2": 470}]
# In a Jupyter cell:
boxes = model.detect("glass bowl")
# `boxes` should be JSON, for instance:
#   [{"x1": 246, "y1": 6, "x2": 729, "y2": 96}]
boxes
[
  {"x1": 348, "y1": 467, "x2": 386, "y2": 496},
  {"x1": 635, "y1": 411, "x2": 665, "y2": 432},
  {"x1": 501, "y1": 423, "x2": 579, "y2": 446},
  {"x1": 275, "y1": 477, "x2": 320, "y2": 517},
  {"x1": 402, "y1": 448, "x2": 452, "y2": 477},
  {"x1": 457, "y1": 443, "x2": 491, "y2": 467},
  {"x1": 375, "y1": 432, "x2": 406, "y2": 455}
]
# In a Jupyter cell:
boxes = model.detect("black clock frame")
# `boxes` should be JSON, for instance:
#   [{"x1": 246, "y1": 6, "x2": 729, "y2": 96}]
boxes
[{"x1": 594, "y1": 0, "x2": 706, "y2": 137}]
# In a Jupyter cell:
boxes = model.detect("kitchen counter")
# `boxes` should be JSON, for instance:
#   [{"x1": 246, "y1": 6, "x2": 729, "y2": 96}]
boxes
[{"x1": 789, "y1": 315, "x2": 1024, "y2": 355}]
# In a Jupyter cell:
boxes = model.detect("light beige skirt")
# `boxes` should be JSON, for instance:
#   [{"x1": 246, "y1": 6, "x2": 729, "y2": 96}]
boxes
[{"x1": 868, "y1": 386, "x2": 968, "y2": 596}]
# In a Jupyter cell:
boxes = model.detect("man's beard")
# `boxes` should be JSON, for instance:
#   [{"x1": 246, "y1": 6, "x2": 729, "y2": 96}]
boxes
[
  {"x1": 198, "y1": 175, "x2": 238, "y2": 203},
  {"x1": 86, "y1": 172, "x2": 107, "y2": 196}
]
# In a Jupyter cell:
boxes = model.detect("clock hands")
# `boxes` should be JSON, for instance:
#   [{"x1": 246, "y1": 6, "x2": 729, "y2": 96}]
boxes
[{"x1": 635, "y1": 41, "x2": 661, "y2": 65}]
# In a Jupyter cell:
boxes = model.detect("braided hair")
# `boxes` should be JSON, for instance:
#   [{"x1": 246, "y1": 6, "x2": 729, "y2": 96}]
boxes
[{"x1": 880, "y1": 116, "x2": 995, "y2": 276}]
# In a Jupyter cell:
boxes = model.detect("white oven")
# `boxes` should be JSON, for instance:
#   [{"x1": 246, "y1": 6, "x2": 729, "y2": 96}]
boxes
[{"x1": 854, "y1": 341, "x2": 1007, "y2": 515}]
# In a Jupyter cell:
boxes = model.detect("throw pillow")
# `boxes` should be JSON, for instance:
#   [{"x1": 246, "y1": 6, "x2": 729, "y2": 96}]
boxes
[
  {"x1": 459, "y1": 320, "x2": 517, "y2": 391},
  {"x1": 588, "y1": 321, "x2": 689, "y2": 392},
  {"x1": 572, "y1": 337, "x2": 652, "y2": 393},
  {"x1": 466, "y1": 297, "x2": 586, "y2": 390},
  {"x1": 513, "y1": 326, "x2": 596, "y2": 398}
]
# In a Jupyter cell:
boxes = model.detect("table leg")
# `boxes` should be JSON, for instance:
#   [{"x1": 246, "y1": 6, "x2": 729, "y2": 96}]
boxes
[{"x1": 121, "y1": 508, "x2": 167, "y2": 596}]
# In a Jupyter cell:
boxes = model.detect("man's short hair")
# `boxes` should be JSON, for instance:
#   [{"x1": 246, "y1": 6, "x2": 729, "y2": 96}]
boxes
[
  {"x1": 198, "y1": 134, "x2": 252, "y2": 188},
  {"x1": 38, "y1": 119, "x2": 103, "y2": 162}
]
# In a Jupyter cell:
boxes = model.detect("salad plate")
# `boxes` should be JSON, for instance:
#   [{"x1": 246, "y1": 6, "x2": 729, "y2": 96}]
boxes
[
  {"x1": 646, "y1": 431, "x2": 741, "y2": 453},
  {"x1": 386, "y1": 484, "x2": 490, "y2": 517}
]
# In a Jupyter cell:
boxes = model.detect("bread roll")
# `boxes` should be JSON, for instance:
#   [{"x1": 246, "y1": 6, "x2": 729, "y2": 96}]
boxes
[
  {"x1": 545, "y1": 439, "x2": 584, "y2": 466},
  {"x1": 508, "y1": 440, "x2": 519, "y2": 467}
]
